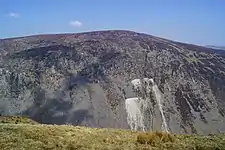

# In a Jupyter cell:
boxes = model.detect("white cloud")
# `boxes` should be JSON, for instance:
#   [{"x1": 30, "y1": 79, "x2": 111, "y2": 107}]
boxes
[
  {"x1": 8, "y1": 12, "x2": 20, "y2": 18},
  {"x1": 69, "y1": 20, "x2": 82, "y2": 27}
]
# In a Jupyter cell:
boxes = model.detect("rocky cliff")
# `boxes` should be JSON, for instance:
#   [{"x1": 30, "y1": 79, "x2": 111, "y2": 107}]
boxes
[{"x1": 0, "y1": 30, "x2": 225, "y2": 134}]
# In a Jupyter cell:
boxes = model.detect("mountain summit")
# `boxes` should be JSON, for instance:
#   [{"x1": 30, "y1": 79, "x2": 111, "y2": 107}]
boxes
[{"x1": 0, "y1": 30, "x2": 225, "y2": 134}]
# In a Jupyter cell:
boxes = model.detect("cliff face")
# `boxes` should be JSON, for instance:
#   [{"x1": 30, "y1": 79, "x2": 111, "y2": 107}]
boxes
[{"x1": 0, "y1": 30, "x2": 225, "y2": 134}]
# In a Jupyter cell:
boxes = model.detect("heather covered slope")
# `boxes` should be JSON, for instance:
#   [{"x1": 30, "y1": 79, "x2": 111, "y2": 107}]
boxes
[{"x1": 0, "y1": 30, "x2": 225, "y2": 134}]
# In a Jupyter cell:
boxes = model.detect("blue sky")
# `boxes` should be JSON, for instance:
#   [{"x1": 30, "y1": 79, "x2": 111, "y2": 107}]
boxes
[{"x1": 0, "y1": 0, "x2": 225, "y2": 45}]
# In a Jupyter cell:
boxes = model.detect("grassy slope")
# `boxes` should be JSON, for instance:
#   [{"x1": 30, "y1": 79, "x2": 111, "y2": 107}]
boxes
[
  {"x1": 0, "y1": 117, "x2": 225, "y2": 150},
  {"x1": 0, "y1": 116, "x2": 38, "y2": 125}
]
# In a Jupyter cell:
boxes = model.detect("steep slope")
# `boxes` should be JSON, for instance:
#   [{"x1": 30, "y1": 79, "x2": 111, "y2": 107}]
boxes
[{"x1": 0, "y1": 30, "x2": 225, "y2": 134}]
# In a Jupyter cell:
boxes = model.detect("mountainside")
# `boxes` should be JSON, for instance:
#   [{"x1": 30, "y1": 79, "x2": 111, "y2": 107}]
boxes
[
  {"x1": 1, "y1": 30, "x2": 225, "y2": 134},
  {"x1": 205, "y1": 45, "x2": 225, "y2": 50}
]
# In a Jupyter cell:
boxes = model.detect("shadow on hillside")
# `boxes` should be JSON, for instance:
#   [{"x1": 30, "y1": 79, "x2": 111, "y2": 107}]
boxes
[
  {"x1": 20, "y1": 73, "x2": 92, "y2": 125},
  {"x1": 13, "y1": 46, "x2": 123, "y2": 125},
  {"x1": 19, "y1": 61, "x2": 109, "y2": 125}
]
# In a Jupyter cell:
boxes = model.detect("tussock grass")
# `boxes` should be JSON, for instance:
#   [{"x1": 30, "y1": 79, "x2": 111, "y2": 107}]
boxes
[
  {"x1": 137, "y1": 131, "x2": 175, "y2": 146},
  {"x1": 0, "y1": 118, "x2": 225, "y2": 150}
]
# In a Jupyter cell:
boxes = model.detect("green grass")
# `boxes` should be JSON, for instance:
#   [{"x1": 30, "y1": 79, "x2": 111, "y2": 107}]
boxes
[{"x1": 0, "y1": 117, "x2": 225, "y2": 150}]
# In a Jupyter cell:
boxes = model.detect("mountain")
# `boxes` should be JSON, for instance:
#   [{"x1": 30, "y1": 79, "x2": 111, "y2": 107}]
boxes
[
  {"x1": 205, "y1": 45, "x2": 225, "y2": 50},
  {"x1": 0, "y1": 30, "x2": 225, "y2": 134}
]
